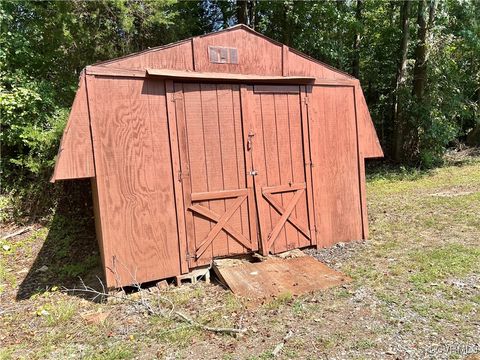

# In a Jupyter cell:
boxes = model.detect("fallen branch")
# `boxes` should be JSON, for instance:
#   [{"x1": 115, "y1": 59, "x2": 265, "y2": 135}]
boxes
[
  {"x1": 66, "y1": 272, "x2": 245, "y2": 336},
  {"x1": 175, "y1": 311, "x2": 247, "y2": 334},
  {"x1": 2, "y1": 226, "x2": 33, "y2": 240},
  {"x1": 272, "y1": 330, "x2": 293, "y2": 357}
]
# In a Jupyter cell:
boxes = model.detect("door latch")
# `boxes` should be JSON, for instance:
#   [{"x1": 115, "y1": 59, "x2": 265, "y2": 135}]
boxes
[
  {"x1": 247, "y1": 130, "x2": 255, "y2": 151},
  {"x1": 249, "y1": 170, "x2": 258, "y2": 176}
]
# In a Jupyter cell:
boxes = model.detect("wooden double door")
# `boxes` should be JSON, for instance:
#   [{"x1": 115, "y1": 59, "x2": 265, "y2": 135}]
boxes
[{"x1": 168, "y1": 82, "x2": 316, "y2": 268}]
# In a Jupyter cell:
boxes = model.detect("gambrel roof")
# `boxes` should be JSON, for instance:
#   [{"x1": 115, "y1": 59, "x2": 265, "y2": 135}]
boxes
[
  {"x1": 94, "y1": 24, "x2": 354, "y2": 80},
  {"x1": 51, "y1": 24, "x2": 382, "y2": 183}
]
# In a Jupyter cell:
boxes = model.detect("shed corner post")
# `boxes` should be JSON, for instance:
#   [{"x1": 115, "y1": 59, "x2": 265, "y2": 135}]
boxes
[
  {"x1": 84, "y1": 75, "x2": 115, "y2": 288},
  {"x1": 353, "y1": 83, "x2": 370, "y2": 240}
]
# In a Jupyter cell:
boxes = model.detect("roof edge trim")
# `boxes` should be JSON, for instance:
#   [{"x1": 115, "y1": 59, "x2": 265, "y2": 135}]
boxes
[{"x1": 146, "y1": 68, "x2": 315, "y2": 83}]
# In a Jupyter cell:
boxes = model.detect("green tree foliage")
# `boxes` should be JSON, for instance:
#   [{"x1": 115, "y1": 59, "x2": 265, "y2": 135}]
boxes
[
  {"x1": 0, "y1": 0, "x2": 179, "y2": 188},
  {"x1": 1, "y1": 0, "x2": 479, "y2": 201}
]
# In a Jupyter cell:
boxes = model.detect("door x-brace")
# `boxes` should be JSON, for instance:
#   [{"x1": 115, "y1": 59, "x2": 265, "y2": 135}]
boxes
[
  {"x1": 261, "y1": 182, "x2": 309, "y2": 251},
  {"x1": 188, "y1": 191, "x2": 250, "y2": 260}
]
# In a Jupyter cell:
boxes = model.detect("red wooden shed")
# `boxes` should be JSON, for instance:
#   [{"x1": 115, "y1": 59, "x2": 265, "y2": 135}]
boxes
[{"x1": 51, "y1": 25, "x2": 383, "y2": 288}]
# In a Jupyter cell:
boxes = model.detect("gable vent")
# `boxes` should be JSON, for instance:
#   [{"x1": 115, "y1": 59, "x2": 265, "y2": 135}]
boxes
[{"x1": 208, "y1": 46, "x2": 238, "y2": 64}]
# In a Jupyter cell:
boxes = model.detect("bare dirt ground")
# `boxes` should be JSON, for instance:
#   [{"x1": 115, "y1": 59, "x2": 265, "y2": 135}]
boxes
[{"x1": 1, "y1": 154, "x2": 479, "y2": 360}]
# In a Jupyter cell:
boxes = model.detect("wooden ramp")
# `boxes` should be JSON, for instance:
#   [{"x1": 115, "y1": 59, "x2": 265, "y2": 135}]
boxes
[{"x1": 213, "y1": 255, "x2": 351, "y2": 298}]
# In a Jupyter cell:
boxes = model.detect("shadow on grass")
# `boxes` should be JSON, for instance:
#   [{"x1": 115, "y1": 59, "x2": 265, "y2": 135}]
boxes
[{"x1": 16, "y1": 179, "x2": 104, "y2": 301}]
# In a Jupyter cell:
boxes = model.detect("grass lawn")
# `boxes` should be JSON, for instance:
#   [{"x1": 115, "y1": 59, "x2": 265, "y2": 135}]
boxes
[{"x1": 1, "y1": 155, "x2": 479, "y2": 359}]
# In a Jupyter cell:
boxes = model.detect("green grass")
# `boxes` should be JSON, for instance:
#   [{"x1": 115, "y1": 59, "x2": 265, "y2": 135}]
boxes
[
  {"x1": 42, "y1": 299, "x2": 78, "y2": 326},
  {"x1": 0, "y1": 348, "x2": 15, "y2": 360},
  {"x1": 0, "y1": 258, "x2": 16, "y2": 293},
  {"x1": 0, "y1": 229, "x2": 46, "y2": 256},
  {"x1": 156, "y1": 325, "x2": 201, "y2": 347},
  {"x1": 407, "y1": 244, "x2": 480, "y2": 288},
  {"x1": 263, "y1": 291, "x2": 293, "y2": 310},
  {"x1": 84, "y1": 343, "x2": 134, "y2": 360},
  {"x1": 2, "y1": 159, "x2": 479, "y2": 359}
]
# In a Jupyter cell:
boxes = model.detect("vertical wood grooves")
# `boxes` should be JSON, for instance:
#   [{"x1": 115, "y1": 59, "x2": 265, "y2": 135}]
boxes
[
  {"x1": 239, "y1": 85, "x2": 260, "y2": 253},
  {"x1": 178, "y1": 82, "x2": 256, "y2": 264},
  {"x1": 287, "y1": 92, "x2": 300, "y2": 247},
  {"x1": 199, "y1": 85, "x2": 213, "y2": 260},
  {"x1": 231, "y1": 87, "x2": 245, "y2": 249},
  {"x1": 272, "y1": 95, "x2": 287, "y2": 250},
  {"x1": 260, "y1": 94, "x2": 273, "y2": 252},
  {"x1": 214, "y1": 85, "x2": 228, "y2": 254},
  {"x1": 251, "y1": 87, "x2": 313, "y2": 254}
]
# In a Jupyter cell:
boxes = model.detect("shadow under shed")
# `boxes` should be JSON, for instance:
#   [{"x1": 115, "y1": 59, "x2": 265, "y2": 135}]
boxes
[{"x1": 16, "y1": 180, "x2": 104, "y2": 301}]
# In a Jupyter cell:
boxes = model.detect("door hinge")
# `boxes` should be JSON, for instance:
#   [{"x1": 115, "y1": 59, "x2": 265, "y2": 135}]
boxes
[{"x1": 171, "y1": 93, "x2": 183, "y2": 102}]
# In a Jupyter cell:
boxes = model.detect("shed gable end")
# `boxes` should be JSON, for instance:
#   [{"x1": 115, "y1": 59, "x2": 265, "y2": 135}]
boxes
[{"x1": 95, "y1": 25, "x2": 353, "y2": 81}]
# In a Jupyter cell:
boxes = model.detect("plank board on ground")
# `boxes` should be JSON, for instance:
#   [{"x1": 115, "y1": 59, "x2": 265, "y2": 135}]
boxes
[{"x1": 213, "y1": 256, "x2": 351, "y2": 298}]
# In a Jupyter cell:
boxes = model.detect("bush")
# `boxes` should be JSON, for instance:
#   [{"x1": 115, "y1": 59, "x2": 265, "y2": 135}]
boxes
[{"x1": 0, "y1": 72, "x2": 68, "y2": 188}]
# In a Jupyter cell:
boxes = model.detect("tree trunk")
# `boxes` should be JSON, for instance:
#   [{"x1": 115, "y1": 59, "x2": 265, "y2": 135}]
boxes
[
  {"x1": 236, "y1": 0, "x2": 248, "y2": 25},
  {"x1": 282, "y1": 2, "x2": 293, "y2": 47},
  {"x1": 392, "y1": 0, "x2": 412, "y2": 162},
  {"x1": 466, "y1": 88, "x2": 480, "y2": 146},
  {"x1": 412, "y1": 0, "x2": 436, "y2": 99},
  {"x1": 412, "y1": 0, "x2": 428, "y2": 99},
  {"x1": 352, "y1": 0, "x2": 363, "y2": 79},
  {"x1": 248, "y1": 0, "x2": 256, "y2": 29},
  {"x1": 406, "y1": 0, "x2": 436, "y2": 159}
]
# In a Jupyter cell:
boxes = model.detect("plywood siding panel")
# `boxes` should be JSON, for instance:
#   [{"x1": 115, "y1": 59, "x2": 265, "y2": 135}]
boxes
[
  {"x1": 193, "y1": 28, "x2": 283, "y2": 75},
  {"x1": 356, "y1": 85, "x2": 384, "y2": 158},
  {"x1": 309, "y1": 86, "x2": 363, "y2": 247},
  {"x1": 103, "y1": 41, "x2": 194, "y2": 71},
  {"x1": 51, "y1": 74, "x2": 95, "y2": 181},
  {"x1": 87, "y1": 76, "x2": 180, "y2": 287}
]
